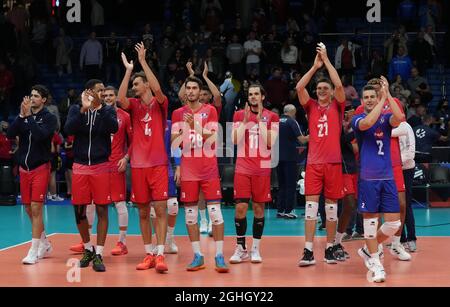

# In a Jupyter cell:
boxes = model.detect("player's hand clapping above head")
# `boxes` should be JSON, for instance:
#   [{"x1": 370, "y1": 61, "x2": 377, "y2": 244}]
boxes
[
  {"x1": 121, "y1": 52, "x2": 134, "y2": 71},
  {"x1": 135, "y1": 42, "x2": 146, "y2": 64}
]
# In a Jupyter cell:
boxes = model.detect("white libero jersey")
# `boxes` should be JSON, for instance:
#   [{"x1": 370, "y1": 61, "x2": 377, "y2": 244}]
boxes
[{"x1": 392, "y1": 122, "x2": 416, "y2": 170}]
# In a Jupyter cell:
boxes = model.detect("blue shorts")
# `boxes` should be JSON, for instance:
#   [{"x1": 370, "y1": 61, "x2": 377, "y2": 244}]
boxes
[
  {"x1": 358, "y1": 179, "x2": 400, "y2": 214},
  {"x1": 168, "y1": 175, "x2": 177, "y2": 198}
]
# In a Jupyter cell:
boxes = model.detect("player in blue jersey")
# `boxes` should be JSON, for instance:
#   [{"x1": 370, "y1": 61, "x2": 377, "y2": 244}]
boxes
[{"x1": 351, "y1": 76, "x2": 405, "y2": 283}]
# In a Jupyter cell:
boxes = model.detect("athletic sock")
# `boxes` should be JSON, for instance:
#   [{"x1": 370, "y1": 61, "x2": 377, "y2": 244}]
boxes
[
  {"x1": 96, "y1": 246, "x2": 104, "y2": 256},
  {"x1": 119, "y1": 230, "x2": 127, "y2": 244},
  {"x1": 144, "y1": 244, "x2": 154, "y2": 255},
  {"x1": 215, "y1": 241, "x2": 224, "y2": 256},
  {"x1": 305, "y1": 242, "x2": 313, "y2": 252},
  {"x1": 192, "y1": 241, "x2": 202, "y2": 256},
  {"x1": 335, "y1": 232, "x2": 344, "y2": 245}
]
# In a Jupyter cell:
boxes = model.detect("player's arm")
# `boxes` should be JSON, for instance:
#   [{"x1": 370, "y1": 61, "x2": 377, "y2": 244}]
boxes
[
  {"x1": 392, "y1": 122, "x2": 408, "y2": 137},
  {"x1": 136, "y1": 42, "x2": 166, "y2": 104},
  {"x1": 317, "y1": 45, "x2": 345, "y2": 103},
  {"x1": 296, "y1": 54, "x2": 323, "y2": 106},
  {"x1": 355, "y1": 92, "x2": 387, "y2": 131},
  {"x1": 202, "y1": 62, "x2": 222, "y2": 108},
  {"x1": 64, "y1": 105, "x2": 84, "y2": 135},
  {"x1": 118, "y1": 52, "x2": 133, "y2": 110},
  {"x1": 28, "y1": 112, "x2": 57, "y2": 142},
  {"x1": 380, "y1": 76, "x2": 405, "y2": 127}
]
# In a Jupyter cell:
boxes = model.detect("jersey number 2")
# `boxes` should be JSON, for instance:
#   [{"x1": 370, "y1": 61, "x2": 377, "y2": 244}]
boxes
[{"x1": 376, "y1": 140, "x2": 384, "y2": 156}]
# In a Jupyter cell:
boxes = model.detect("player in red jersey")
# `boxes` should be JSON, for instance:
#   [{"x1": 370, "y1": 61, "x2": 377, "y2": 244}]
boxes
[
  {"x1": 118, "y1": 42, "x2": 169, "y2": 273},
  {"x1": 355, "y1": 78, "x2": 411, "y2": 261},
  {"x1": 171, "y1": 76, "x2": 229, "y2": 273},
  {"x1": 229, "y1": 84, "x2": 279, "y2": 264},
  {"x1": 296, "y1": 45, "x2": 346, "y2": 266},
  {"x1": 179, "y1": 62, "x2": 223, "y2": 235}
]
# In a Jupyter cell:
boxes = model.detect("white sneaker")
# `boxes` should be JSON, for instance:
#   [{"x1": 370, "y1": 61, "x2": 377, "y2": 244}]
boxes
[
  {"x1": 408, "y1": 240, "x2": 417, "y2": 252},
  {"x1": 229, "y1": 245, "x2": 249, "y2": 264},
  {"x1": 52, "y1": 195, "x2": 64, "y2": 202},
  {"x1": 250, "y1": 249, "x2": 262, "y2": 263},
  {"x1": 199, "y1": 220, "x2": 208, "y2": 233},
  {"x1": 164, "y1": 236, "x2": 178, "y2": 254},
  {"x1": 22, "y1": 248, "x2": 39, "y2": 265},
  {"x1": 38, "y1": 241, "x2": 53, "y2": 259},
  {"x1": 358, "y1": 247, "x2": 371, "y2": 270},
  {"x1": 368, "y1": 258, "x2": 386, "y2": 283},
  {"x1": 390, "y1": 243, "x2": 412, "y2": 261},
  {"x1": 208, "y1": 220, "x2": 213, "y2": 237}
]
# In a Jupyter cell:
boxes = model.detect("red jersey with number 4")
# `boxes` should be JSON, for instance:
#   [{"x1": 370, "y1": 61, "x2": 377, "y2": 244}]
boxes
[
  {"x1": 109, "y1": 107, "x2": 132, "y2": 163},
  {"x1": 303, "y1": 98, "x2": 345, "y2": 165},
  {"x1": 233, "y1": 109, "x2": 279, "y2": 176},
  {"x1": 355, "y1": 98, "x2": 404, "y2": 167},
  {"x1": 172, "y1": 103, "x2": 219, "y2": 181},
  {"x1": 126, "y1": 97, "x2": 168, "y2": 168}
]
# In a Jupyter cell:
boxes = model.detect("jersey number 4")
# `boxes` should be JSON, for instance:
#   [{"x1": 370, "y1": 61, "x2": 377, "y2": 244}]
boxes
[{"x1": 318, "y1": 123, "x2": 328, "y2": 138}]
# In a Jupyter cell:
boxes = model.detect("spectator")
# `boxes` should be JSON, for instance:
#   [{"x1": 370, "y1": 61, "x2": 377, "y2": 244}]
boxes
[
  {"x1": 230, "y1": 17, "x2": 246, "y2": 43},
  {"x1": 121, "y1": 37, "x2": 136, "y2": 68},
  {"x1": 367, "y1": 49, "x2": 386, "y2": 80},
  {"x1": 418, "y1": 0, "x2": 438, "y2": 31},
  {"x1": 59, "y1": 88, "x2": 78, "y2": 128},
  {"x1": 335, "y1": 38, "x2": 356, "y2": 79},
  {"x1": 104, "y1": 32, "x2": 121, "y2": 84},
  {"x1": 243, "y1": 31, "x2": 262, "y2": 77},
  {"x1": 202, "y1": 0, "x2": 222, "y2": 32},
  {"x1": 264, "y1": 67, "x2": 289, "y2": 110},
  {"x1": 220, "y1": 71, "x2": 240, "y2": 123},
  {"x1": 423, "y1": 25, "x2": 437, "y2": 57},
  {"x1": 143, "y1": 38, "x2": 159, "y2": 72},
  {"x1": 414, "y1": 114, "x2": 448, "y2": 163},
  {"x1": 410, "y1": 30, "x2": 433, "y2": 74},
  {"x1": 226, "y1": 34, "x2": 245, "y2": 81},
  {"x1": 6, "y1": 0, "x2": 29, "y2": 42},
  {"x1": 142, "y1": 23, "x2": 154, "y2": 42},
  {"x1": 177, "y1": 22, "x2": 195, "y2": 44},
  {"x1": 298, "y1": 33, "x2": 316, "y2": 73},
  {"x1": 277, "y1": 104, "x2": 308, "y2": 219},
  {"x1": 388, "y1": 46, "x2": 413, "y2": 82},
  {"x1": 407, "y1": 68, "x2": 432, "y2": 104},
  {"x1": 342, "y1": 75, "x2": 359, "y2": 107},
  {"x1": 0, "y1": 121, "x2": 14, "y2": 166},
  {"x1": 433, "y1": 98, "x2": 450, "y2": 145},
  {"x1": 384, "y1": 30, "x2": 408, "y2": 63},
  {"x1": 202, "y1": 48, "x2": 222, "y2": 82},
  {"x1": 79, "y1": 32, "x2": 103, "y2": 80},
  {"x1": 318, "y1": 1, "x2": 336, "y2": 33},
  {"x1": 262, "y1": 32, "x2": 282, "y2": 77},
  {"x1": 157, "y1": 37, "x2": 175, "y2": 81},
  {"x1": 90, "y1": 0, "x2": 104, "y2": 32},
  {"x1": 390, "y1": 74, "x2": 411, "y2": 99},
  {"x1": 408, "y1": 103, "x2": 427, "y2": 128},
  {"x1": 54, "y1": 28, "x2": 73, "y2": 77},
  {"x1": 281, "y1": 37, "x2": 298, "y2": 71},
  {"x1": 235, "y1": 79, "x2": 250, "y2": 110},
  {"x1": 0, "y1": 62, "x2": 14, "y2": 121},
  {"x1": 398, "y1": 0, "x2": 417, "y2": 31},
  {"x1": 46, "y1": 94, "x2": 61, "y2": 131},
  {"x1": 30, "y1": 18, "x2": 47, "y2": 64}
]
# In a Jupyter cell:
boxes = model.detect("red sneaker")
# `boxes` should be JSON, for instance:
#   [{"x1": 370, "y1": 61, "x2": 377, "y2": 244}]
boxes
[
  {"x1": 69, "y1": 242, "x2": 84, "y2": 254},
  {"x1": 136, "y1": 254, "x2": 156, "y2": 270},
  {"x1": 155, "y1": 255, "x2": 168, "y2": 273},
  {"x1": 111, "y1": 242, "x2": 128, "y2": 256}
]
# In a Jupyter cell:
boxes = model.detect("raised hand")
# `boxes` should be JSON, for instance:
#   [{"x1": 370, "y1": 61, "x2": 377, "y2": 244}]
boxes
[
  {"x1": 313, "y1": 53, "x2": 324, "y2": 70},
  {"x1": 243, "y1": 102, "x2": 250, "y2": 123},
  {"x1": 186, "y1": 61, "x2": 195, "y2": 76},
  {"x1": 121, "y1": 52, "x2": 134, "y2": 71},
  {"x1": 21, "y1": 96, "x2": 32, "y2": 117},
  {"x1": 256, "y1": 101, "x2": 263, "y2": 122},
  {"x1": 135, "y1": 42, "x2": 146, "y2": 64},
  {"x1": 81, "y1": 90, "x2": 92, "y2": 111},
  {"x1": 316, "y1": 44, "x2": 329, "y2": 63},
  {"x1": 183, "y1": 113, "x2": 194, "y2": 129},
  {"x1": 202, "y1": 61, "x2": 209, "y2": 78}
]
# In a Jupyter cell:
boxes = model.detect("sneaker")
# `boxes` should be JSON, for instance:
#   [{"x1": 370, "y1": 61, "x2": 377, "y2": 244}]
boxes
[
  {"x1": 390, "y1": 243, "x2": 412, "y2": 261},
  {"x1": 367, "y1": 258, "x2": 386, "y2": 283},
  {"x1": 52, "y1": 195, "x2": 64, "y2": 202},
  {"x1": 358, "y1": 247, "x2": 372, "y2": 270},
  {"x1": 79, "y1": 249, "x2": 95, "y2": 268},
  {"x1": 187, "y1": 253, "x2": 205, "y2": 271},
  {"x1": 341, "y1": 233, "x2": 353, "y2": 242},
  {"x1": 92, "y1": 254, "x2": 106, "y2": 272},
  {"x1": 155, "y1": 255, "x2": 168, "y2": 273},
  {"x1": 324, "y1": 246, "x2": 338, "y2": 264},
  {"x1": 351, "y1": 232, "x2": 364, "y2": 240},
  {"x1": 250, "y1": 249, "x2": 263, "y2": 263},
  {"x1": 298, "y1": 248, "x2": 316, "y2": 267},
  {"x1": 199, "y1": 220, "x2": 208, "y2": 233},
  {"x1": 164, "y1": 237, "x2": 178, "y2": 254},
  {"x1": 333, "y1": 244, "x2": 346, "y2": 262},
  {"x1": 38, "y1": 241, "x2": 53, "y2": 259},
  {"x1": 215, "y1": 254, "x2": 229, "y2": 273},
  {"x1": 22, "y1": 248, "x2": 39, "y2": 265},
  {"x1": 284, "y1": 211, "x2": 298, "y2": 219},
  {"x1": 229, "y1": 245, "x2": 250, "y2": 264},
  {"x1": 276, "y1": 212, "x2": 285, "y2": 218},
  {"x1": 111, "y1": 242, "x2": 128, "y2": 256},
  {"x1": 208, "y1": 220, "x2": 213, "y2": 237},
  {"x1": 408, "y1": 240, "x2": 417, "y2": 253},
  {"x1": 136, "y1": 254, "x2": 156, "y2": 270},
  {"x1": 69, "y1": 242, "x2": 84, "y2": 254}
]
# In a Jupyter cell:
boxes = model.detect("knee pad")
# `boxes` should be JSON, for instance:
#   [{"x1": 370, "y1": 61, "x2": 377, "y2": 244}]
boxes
[
  {"x1": 185, "y1": 206, "x2": 198, "y2": 225},
  {"x1": 380, "y1": 220, "x2": 401, "y2": 237},
  {"x1": 74, "y1": 206, "x2": 87, "y2": 225},
  {"x1": 325, "y1": 204, "x2": 338, "y2": 222},
  {"x1": 363, "y1": 218, "x2": 379, "y2": 240},
  {"x1": 150, "y1": 206, "x2": 156, "y2": 219},
  {"x1": 167, "y1": 198, "x2": 179, "y2": 216},
  {"x1": 115, "y1": 201, "x2": 128, "y2": 215},
  {"x1": 305, "y1": 202, "x2": 319, "y2": 221},
  {"x1": 207, "y1": 203, "x2": 224, "y2": 225}
]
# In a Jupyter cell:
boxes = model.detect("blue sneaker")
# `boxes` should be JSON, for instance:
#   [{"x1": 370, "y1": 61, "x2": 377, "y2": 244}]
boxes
[
  {"x1": 186, "y1": 253, "x2": 205, "y2": 271},
  {"x1": 215, "y1": 254, "x2": 229, "y2": 273}
]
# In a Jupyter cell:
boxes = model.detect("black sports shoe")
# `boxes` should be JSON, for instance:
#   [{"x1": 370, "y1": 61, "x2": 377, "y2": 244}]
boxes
[
  {"x1": 93, "y1": 254, "x2": 106, "y2": 272},
  {"x1": 298, "y1": 248, "x2": 316, "y2": 267},
  {"x1": 79, "y1": 249, "x2": 95, "y2": 268},
  {"x1": 324, "y1": 246, "x2": 338, "y2": 264},
  {"x1": 333, "y1": 244, "x2": 347, "y2": 262}
]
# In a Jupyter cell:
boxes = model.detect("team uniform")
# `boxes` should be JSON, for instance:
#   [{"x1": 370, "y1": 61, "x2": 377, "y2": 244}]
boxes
[
  {"x1": 165, "y1": 120, "x2": 180, "y2": 198},
  {"x1": 232, "y1": 109, "x2": 279, "y2": 203},
  {"x1": 303, "y1": 98, "x2": 345, "y2": 200},
  {"x1": 341, "y1": 131, "x2": 358, "y2": 197},
  {"x1": 172, "y1": 104, "x2": 221, "y2": 204},
  {"x1": 125, "y1": 97, "x2": 169, "y2": 204}
]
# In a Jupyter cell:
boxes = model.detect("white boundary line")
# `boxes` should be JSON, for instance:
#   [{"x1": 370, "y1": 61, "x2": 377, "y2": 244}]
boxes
[{"x1": 0, "y1": 233, "x2": 58, "y2": 252}]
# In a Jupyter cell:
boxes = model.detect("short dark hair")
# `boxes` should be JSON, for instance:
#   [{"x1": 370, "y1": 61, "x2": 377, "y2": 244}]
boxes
[
  {"x1": 85, "y1": 79, "x2": 103, "y2": 90},
  {"x1": 184, "y1": 76, "x2": 203, "y2": 88},
  {"x1": 367, "y1": 78, "x2": 381, "y2": 86},
  {"x1": 31, "y1": 85, "x2": 50, "y2": 99},
  {"x1": 131, "y1": 72, "x2": 148, "y2": 83},
  {"x1": 316, "y1": 78, "x2": 334, "y2": 88},
  {"x1": 362, "y1": 85, "x2": 377, "y2": 95},
  {"x1": 201, "y1": 86, "x2": 212, "y2": 94},
  {"x1": 248, "y1": 83, "x2": 266, "y2": 96},
  {"x1": 105, "y1": 86, "x2": 118, "y2": 95}
]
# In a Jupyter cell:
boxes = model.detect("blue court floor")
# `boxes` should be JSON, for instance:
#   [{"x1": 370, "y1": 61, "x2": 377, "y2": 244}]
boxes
[{"x1": 1, "y1": 200, "x2": 449, "y2": 250}]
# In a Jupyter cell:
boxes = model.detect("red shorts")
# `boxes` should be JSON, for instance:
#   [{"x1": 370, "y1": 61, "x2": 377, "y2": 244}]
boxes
[
  {"x1": 181, "y1": 178, "x2": 222, "y2": 204},
  {"x1": 72, "y1": 163, "x2": 111, "y2": 205},
  {"x1": 110, "y1": 171, "x2": 126, "y2": 202},
  {"x1": 233, "y1": 173, "x2": 272, "y2": 203},
  {"x1": 19, "y1": 163, "x2": 50, "y2": 205},
  {"x1": 393, "y1": 165, "x2": 406, "y2": 193},
  {"x1": 343, "y1": 173, "x2": 358, "y2": 197},
  {"x1": 131, "y1": 166, "x2": 168, "y2": 204},
  {"x1": 305, "y1": 163, "x2": 344, "y2": 200}
]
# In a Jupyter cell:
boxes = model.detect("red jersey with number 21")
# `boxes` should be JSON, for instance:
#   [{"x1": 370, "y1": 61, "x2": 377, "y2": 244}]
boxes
[{"x1": 303, "y1": 98, "x2": 345, "y2": 165}]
